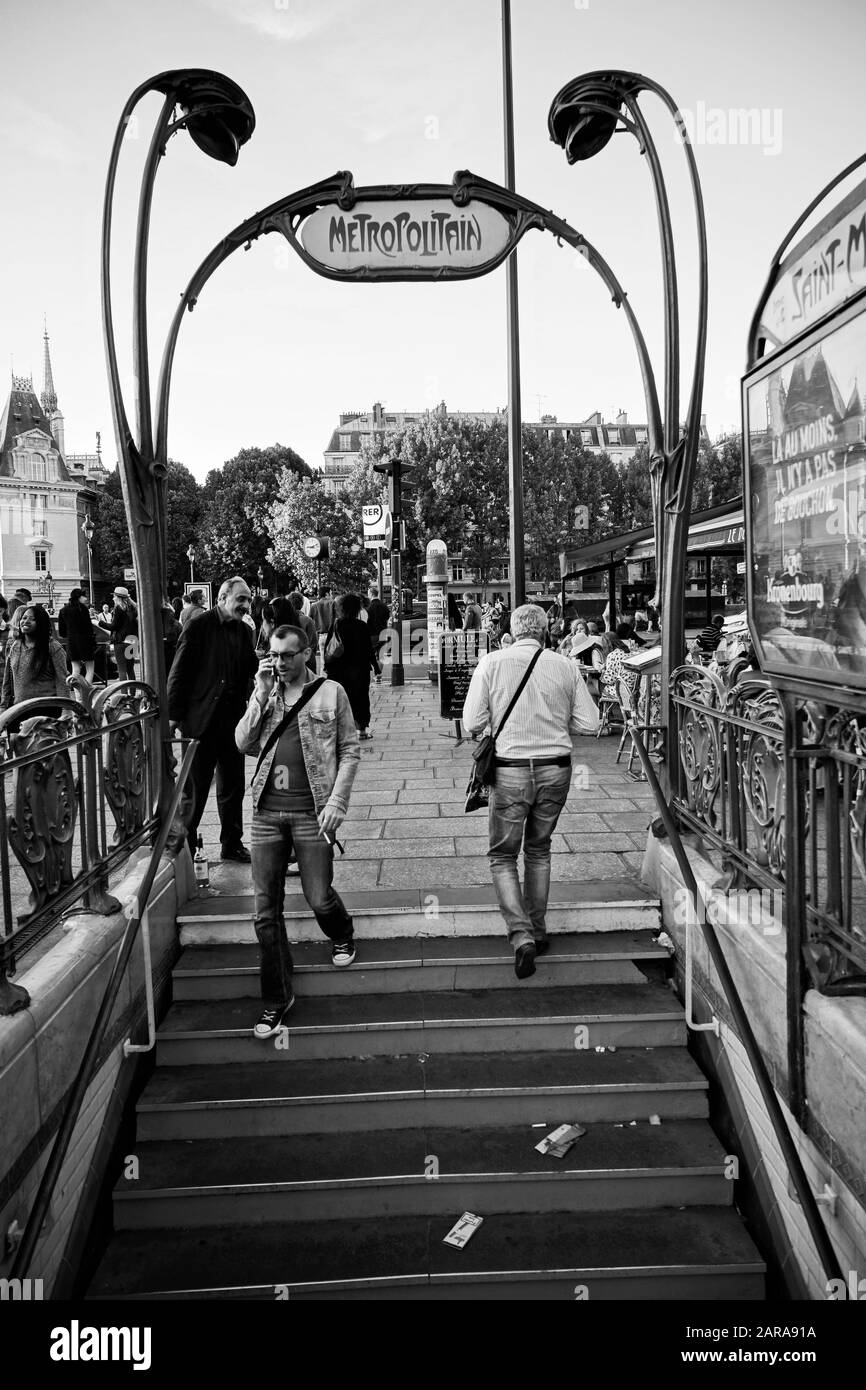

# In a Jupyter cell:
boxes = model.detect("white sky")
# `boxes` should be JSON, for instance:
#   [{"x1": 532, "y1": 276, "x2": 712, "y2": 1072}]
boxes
[{"x1": 2, "y1": 0, "x2": 865, "y2": 481}]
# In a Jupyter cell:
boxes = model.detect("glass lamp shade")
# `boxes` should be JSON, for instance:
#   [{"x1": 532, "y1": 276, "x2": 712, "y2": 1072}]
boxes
[
  {"x1": 548, "y1": 72, "x2": 643, "y2": 164},
  {"x1": 153, "y1": 69, "x2": 256, "y2": 166}
]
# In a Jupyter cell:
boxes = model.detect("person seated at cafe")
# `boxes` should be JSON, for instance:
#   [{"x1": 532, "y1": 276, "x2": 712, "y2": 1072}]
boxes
[
  {"x1": 696, "y1": 614, "x2": 725, "y2": 654},
  {"x1": 598, "y1": 630, "x2": 639, "y2": 704},
  {"x1": 559, "y1": 618, "x2": 588, "y2": 659},
  {"x1": 616, "y1": 621, "x2": 645, "y2": 652}
]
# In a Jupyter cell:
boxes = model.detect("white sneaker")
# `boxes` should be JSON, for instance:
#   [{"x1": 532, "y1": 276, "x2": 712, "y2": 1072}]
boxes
[
  {"x1": 253, "y1": 997, "x2": 294, "y2": 1038},
  {"x1": 331, "y1": 940, "x2": 356, "y2": 968}
]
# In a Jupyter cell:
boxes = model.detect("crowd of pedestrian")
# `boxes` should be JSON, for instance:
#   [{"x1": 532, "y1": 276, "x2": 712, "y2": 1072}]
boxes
[{"x1": 0, "y1": 570, "x2": 667, "y2": 1021}]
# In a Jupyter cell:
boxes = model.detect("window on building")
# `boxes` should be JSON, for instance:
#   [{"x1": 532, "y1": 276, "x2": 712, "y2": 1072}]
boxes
[
  {"x1": 581, "y1": 430, "x2": 593, "y2": 445},
  {"x1": 30, "y1": 456, "x2": 47, "y2": 481},
  {"x1": 635, "y1": 428, "x2": 647, "y2": 442},
  {"x1": 607, "y1": 429, "x2": 619, "y2": 445},
  {"x1": 451, "y1": 564, "x2": 463, "y2": 581},
  {"x1": 33, "y1": 520, "x2": 47, "y2": 538},
  {"x1": 34, "y1": 549, "x2": 48, "y2": 572},
  {"x1": 339, "y1": 435, "x2": 352, "y2": 451}
]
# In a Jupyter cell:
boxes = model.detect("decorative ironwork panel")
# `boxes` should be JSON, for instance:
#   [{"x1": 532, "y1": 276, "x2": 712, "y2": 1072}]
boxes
[
  {"x1": 673, "y1": 667, "x2": 725, "y2": 832},
  {"x1": 727, "y1": 681, "x2": 787, "y2": 876},
  {"x1": 100, "y1": 686, "x2": 154, "y2": 844},
  {"x1": 6, "y1": 710, "x2": 88, "y2": 919}
]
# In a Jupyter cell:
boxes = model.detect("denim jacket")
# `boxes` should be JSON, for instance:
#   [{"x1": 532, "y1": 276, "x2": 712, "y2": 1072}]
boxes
[{"x1": 235, "y1": 675, "x2": 361, "y2": 817}]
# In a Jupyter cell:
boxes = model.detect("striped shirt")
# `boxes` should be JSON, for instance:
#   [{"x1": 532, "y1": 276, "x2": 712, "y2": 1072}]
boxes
[{"x1": 462, "y1": 638, "x2": 597, "y2": 757}]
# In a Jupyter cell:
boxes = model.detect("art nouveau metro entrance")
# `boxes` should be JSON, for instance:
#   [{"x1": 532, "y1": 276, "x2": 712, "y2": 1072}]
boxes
[{"x1": 5, "y1": 65, "x2": 866, "y2": 1309}]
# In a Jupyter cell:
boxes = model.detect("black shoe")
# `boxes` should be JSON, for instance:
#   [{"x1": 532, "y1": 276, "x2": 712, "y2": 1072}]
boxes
[
  {"x1": 534, "y1": 938, "x2": 551, "y2": 957},
  {"x1": 514, "y1": 942, "x2": 537, "y2": 979},
  {"x1": 221, "y1": 843, "x2": 251, "y2": 864},
  {"x1": 332, "y1": 940, "x2": 356, "y2": 968},
  {"x1": 253, "y1": 996, "x2": 294, "y2": 1038}
]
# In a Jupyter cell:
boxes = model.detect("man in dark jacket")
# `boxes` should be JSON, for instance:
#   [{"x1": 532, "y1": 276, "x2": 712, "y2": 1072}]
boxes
[
  {"x1": 168, "y1": 575, "x2": 258, "y2": 860},
  {"x1": 367, "y1": 594, "x2": 390, "y2": 676}
]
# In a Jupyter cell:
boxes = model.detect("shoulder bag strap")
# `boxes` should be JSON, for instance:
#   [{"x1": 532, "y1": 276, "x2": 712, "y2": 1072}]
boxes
[
  {"x1": 494, "y1": 647, "x2": 543, "y2": 740},
  {"x1": 254, "y1": 678, "x2": 325, "y2": 777}
]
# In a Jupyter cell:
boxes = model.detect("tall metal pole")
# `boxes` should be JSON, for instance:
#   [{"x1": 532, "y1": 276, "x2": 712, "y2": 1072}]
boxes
[
  {"x1": 502, "y1": 0, "x2": 525, "y2": 610},
  {"x1": 390, "y1": 458, "x2": 404, "y2": 686}
]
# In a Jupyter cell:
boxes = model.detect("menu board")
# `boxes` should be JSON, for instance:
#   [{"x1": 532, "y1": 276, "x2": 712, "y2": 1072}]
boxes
[
  {"x1": 438, "y1": 632, "x2": 490, "y2": 720},
  {"x1": 744, "y1": 296, "x2": 866, "y2": 686}
]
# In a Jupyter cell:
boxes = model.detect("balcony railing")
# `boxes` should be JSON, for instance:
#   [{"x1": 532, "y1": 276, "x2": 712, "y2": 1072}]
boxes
[
  {"x1": 0, "y1": 677, "x2": 168, "y2": 990},
  {"x1": 671, "y1": 665, "x2": 866, "y2": 993}
]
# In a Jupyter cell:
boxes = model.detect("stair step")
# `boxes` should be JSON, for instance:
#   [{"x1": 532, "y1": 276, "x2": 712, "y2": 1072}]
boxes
[
  {"x1": 137, "y1": 1048, "x2": 708, "y2": 1139},
  {"x1": 171, "y1": 932, "x2": 669, "y2": 999},
  {"x1": 113, "y1": 1121, "x2": 731, "y2": 1228},
  {"x1": 155, "y1": 983, "x2": 685, "y2": 1064},
  {"x1": 88, "y1": 1208, "x2": 765, "y2": 1300},
  {"x1": 177, "y1": 882, "x2": 659, "y2": 944}
]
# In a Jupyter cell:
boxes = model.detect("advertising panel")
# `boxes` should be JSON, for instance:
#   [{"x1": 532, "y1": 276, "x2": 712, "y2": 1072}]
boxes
[{"x1": 744, "y1": 294, "x2": 866, "y2": 685}]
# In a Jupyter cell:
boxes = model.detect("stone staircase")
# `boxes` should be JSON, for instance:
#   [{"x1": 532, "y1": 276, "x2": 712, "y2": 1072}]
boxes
[{"x1": 88, "y1": 883, "x2": 766, "y2": 1300}]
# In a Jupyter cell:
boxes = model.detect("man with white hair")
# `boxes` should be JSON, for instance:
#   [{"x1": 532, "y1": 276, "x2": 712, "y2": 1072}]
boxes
[
  {"x1": 168, "y1": 575, "x2": 258, "y2": 861},
  {"x1": 462, "y1": 603, "x2": 599, "y2": 978}
]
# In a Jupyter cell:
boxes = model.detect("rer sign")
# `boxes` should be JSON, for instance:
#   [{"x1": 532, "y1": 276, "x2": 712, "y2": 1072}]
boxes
[{"x1": 362, "y1": 503, "x2": 392, "y2": 550}]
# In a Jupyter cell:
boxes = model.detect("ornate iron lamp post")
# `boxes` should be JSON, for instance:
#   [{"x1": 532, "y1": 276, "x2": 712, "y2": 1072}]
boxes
[
  {"x1": 35, "y1": 569, "x2": 55, "y2": 612},
  {"x1": 101, "y1": 70, "x2": 255, "y2": 819},
  {"x1": 548, "y1": 71, "x2": 708, "y2": 795},
  {"x1": 81, "y1": 513, "x2": 95, "y2": 602},
  {"x1": 257, "y1": 565, "x2": 264, "y2": 596},
  {"x1": 186, "y1": 543, "x2": 196, "y2": 584}
]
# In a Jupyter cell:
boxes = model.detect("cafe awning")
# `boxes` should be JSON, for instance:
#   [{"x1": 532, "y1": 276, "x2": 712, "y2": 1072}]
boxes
[{"x1": 559, "y1": 497, "x2": 744, "y2": 580}]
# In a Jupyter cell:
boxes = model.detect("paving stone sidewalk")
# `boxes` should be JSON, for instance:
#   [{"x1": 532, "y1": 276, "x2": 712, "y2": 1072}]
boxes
[{"x1": 199, "y1": 677, "x2": 659, "y2": 900}]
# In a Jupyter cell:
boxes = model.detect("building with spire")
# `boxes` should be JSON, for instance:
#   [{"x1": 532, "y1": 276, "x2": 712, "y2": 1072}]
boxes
[{"x1": 0, "y1": 328, "x2": 107, "y2": 608}]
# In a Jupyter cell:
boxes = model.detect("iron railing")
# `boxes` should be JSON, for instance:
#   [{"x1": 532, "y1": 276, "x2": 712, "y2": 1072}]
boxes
[
  {"x1": 671, "y1": 665, "x2": 866, "y2": 993},
  {"x1": 628, "y1": 719, "x2": 845, "y2": 1291},
  {"x1": 0, "y1": 677, "x2": 166, "y2": 1002},
  {"x1": 10, "y1": 736, "x2": 198, "y2": 1281}
]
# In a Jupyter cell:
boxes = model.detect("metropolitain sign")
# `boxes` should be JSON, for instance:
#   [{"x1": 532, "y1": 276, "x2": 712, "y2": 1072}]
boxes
[{"x1": 272, "y1": 181, "x2": 526, "y2": 282}]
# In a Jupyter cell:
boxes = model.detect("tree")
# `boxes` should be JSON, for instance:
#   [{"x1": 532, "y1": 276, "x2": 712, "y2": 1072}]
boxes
[
  {"x1": 614, "y1": 432, "x2": 743, "y2": 534},
  {"x1": 268, "y1": 474, "x2": 375, "y2": 594},
  {"x1": 163, "y1": 460, "x2": 203, "y2": 592},
  {"x1": 523, "y1": 432, "x2": 621, "y2": 583},
  {"x1": 616, "y1": 443, "x2": 654, "y2": 530},
  {"x1": 199, "y1": 444, "x2": 312, "y2": 590},
  {"x1": 91, "y1": 467, "x2": 132, "y2": 582},
  {"x1": 346, "y1": 415, "x2": 626, "y2": 594},
  {"x1": 90, "y1": 461, "x2": 204, "y2": 595},
  {"x1": 341, "y1": 451, "x2": 386, "y2": 517}
]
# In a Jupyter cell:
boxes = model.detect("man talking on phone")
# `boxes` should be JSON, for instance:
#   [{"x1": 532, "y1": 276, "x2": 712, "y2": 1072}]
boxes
[{"x1": 236, "y1": 623, "x2": 361, "y2": 1038}]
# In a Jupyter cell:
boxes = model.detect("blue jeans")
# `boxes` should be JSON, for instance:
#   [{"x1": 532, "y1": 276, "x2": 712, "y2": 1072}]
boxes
[
  {"x1": 487, "y1": 762, "x2": 571, "y2": 951},
  {"x1": 251, "y1": 807, "x2": 353, "y2": 1007}
]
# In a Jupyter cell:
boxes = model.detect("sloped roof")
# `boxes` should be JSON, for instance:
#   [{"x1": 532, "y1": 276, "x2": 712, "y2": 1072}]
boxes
[{"x1": 0, "y1": 384, "x2": 71, "y2": 481}]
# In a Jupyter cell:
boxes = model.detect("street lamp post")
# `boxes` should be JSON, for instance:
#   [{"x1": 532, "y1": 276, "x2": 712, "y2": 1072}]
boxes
[
  {"x1": 257, "y1": 565, "x2": 264, "y2": 596},
  {"x1": 35, "y1": 570, "x2": 55, "y2": 612},
  {"x1": 374, "y1": 455, "x2": 415, "y2": 687},
  {"x1": 548, "y1": 71, "x2": 708, "y2": 797},
  {"x1": 81, "y1": 514, "x2": 95, "y2": 603},
  {"x1": 187, "y1": 544, "x2": 196, "y2": 584}
]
